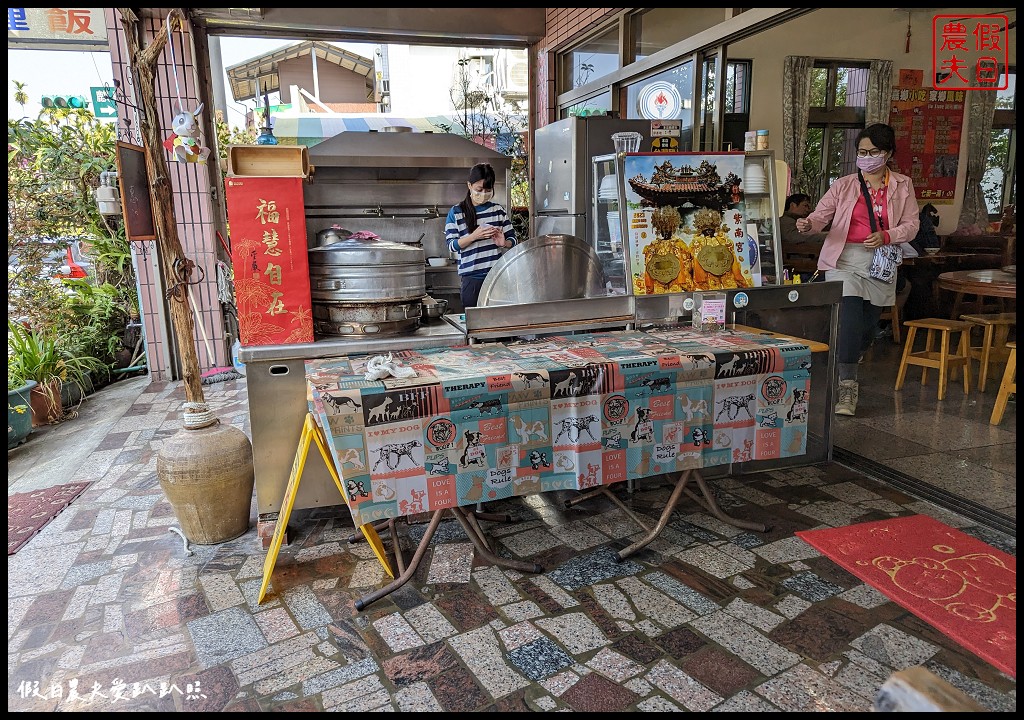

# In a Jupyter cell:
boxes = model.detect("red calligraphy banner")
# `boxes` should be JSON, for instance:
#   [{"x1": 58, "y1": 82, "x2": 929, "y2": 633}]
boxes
[
  {"x1": 225, "y1": 177, "x2": 314, "y2": 345},
  {"x1": 887, "y1": 82, "x2": 965, "y2": 205}
]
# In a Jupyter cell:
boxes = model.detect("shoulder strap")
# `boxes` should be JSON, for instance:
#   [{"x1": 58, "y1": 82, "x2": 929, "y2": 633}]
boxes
[{"x1": 856, "y1": 171, "x2": 878, "y2": 233}]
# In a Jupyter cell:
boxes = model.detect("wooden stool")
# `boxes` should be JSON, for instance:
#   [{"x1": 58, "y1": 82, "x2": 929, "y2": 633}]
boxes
[
  {"x1": 990, "y1": 341, "x2": 1016, "y2": 425},
  {"x1": 895, "y1": 318, "x2": 973, "y2": 400},
  {"x1": 959, "y1": 312, "x2": 1016, "y2": 392}
]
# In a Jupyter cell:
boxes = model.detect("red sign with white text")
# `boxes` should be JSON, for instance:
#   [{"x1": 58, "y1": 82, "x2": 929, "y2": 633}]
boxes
[
  {"x1": 887, "y1": 84, "x2": 965, "y2": 204},
  {"x1": 932, "y1": 14, "x2": 1009, "y2": 91},
  {"x1": 225, "y1": 177, "x2": 314, "y2": 346}
]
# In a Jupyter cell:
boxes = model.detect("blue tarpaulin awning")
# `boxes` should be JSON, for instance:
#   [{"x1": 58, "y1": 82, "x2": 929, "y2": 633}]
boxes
[{"x1": 271, "y1": 114, "x2": 458, "y2": 146}]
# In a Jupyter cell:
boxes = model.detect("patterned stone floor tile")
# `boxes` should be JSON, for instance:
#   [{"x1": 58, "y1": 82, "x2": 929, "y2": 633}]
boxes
[
  {"x1": 755, "y1": 662, "x2": 870, "y2": 712},
  {"x1": 425, "y1": 542, "x2": 474, "y2": 584},
  {"x1": 6, "y1": 376, "x2": 1016, "y2": 713},
  {"x1": 372, "y1": 611, "x2": 425, "y2": 653},
  {"x1": 645, "y1": 658, "x2": 723, "y2": 711},
  {"x1": 534, "y1": 612, "x2": 609, "y2": 654},
  {"x1": 187, "y1": 606, "x2": 267, "y2": 669},
  {"x1": 507, "y1": 635, "x2": 574, "y2": 680},
  {"x1": 586, "y1": 646, "x2": 645, "y2": 682},
  {"x1": 560, "y1": 670, "x2": 640, "y2": 712}
]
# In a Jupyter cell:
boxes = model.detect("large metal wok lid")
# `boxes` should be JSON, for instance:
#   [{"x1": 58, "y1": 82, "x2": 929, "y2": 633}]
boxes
[{"x1": 477, "y1": 234, "x2": 606, "y2": 307}]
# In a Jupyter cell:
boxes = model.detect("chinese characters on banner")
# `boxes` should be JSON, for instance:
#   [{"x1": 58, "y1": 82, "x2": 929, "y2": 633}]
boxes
[
  {"x1": 888, "y1": 73, "x2": 965, "y2": 205},
  {"x1": 7, "y1": 8, "x2": 108, "y2": 46},
  {"x1": 225, "y1": 177, "x2": 314, "y2": 346},
  {"x1": 932, "y1": 14, "x2": 1009, "y2": 91}
]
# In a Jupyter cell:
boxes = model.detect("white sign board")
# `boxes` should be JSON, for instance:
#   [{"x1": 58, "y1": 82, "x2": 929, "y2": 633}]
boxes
[
  {"x1": 650, "y1": 119, "x2": 681, "y2": 138},
  {"x1": 7, "y1": 7, "x2": 107, "y2": 50}
]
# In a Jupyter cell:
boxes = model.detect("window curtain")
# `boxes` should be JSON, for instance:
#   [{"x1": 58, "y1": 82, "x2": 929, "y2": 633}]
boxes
[
  {"x1": 957, "y1": 89, "x2": 997, "y2": 232},
  {"x1": 865, "y1": 60, "x2": 893, "y2": 125},
  {"x1": 782, "y1": 56, "x2": 814, "y2": 194}
]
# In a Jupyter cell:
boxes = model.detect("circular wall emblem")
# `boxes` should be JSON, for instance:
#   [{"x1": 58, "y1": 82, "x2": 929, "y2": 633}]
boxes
[
  {"x1": 638, "y1": 81, "x2": 683, "y2": 120},
  {"x1": 733, "y1": 291, "x2": 749, "y2": 309},
  {"x1": 426, "y1": 418, "x2": 456, "y2": 448},
  {"x1": 788, "y1": 289, "x2": 800, "y2": 303},
  {"x1": 682, "y1": 297, "x2": 695, "y2": 311}
]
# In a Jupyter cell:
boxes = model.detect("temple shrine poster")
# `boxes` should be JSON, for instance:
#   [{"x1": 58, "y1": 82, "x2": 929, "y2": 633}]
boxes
[
  {"x1": 623, "y1": 152, "x2": 757, "y2": 295},
  {"x1": 225, "y1": 176, "x2": 314, "y2": 345},
  {"x1": 887, "y1": 76, "x2": 965, "y2": 205}
]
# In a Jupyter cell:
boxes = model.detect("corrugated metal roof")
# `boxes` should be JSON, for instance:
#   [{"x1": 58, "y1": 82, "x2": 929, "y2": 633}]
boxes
[{"x1": 225, "y1": 40, "x2": 375, "y2": 102}]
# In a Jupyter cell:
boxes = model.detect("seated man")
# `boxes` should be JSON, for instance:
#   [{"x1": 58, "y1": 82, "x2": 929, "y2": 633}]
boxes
[{"x1": 779, "y1": 193, "x2": 827, "y2": 274}]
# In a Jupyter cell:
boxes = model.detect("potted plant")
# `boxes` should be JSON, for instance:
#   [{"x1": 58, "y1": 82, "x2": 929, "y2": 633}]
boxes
[
  {"x1": 8, "y1": 374, "x2": 37, "y2": 449},
  {"x1": 7, "y1": 319, "x2": 106, "y2": 426}
]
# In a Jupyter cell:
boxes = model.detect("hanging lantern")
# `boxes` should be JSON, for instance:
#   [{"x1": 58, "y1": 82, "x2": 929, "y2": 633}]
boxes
[{"x1": 255, "y1": 83, "x2": 278, "y2": 145}]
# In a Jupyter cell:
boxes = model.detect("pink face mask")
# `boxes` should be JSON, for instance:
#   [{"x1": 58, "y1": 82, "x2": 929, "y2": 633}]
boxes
[{"x1": 856, "y1": 154, "x2": 888, "y2": 173}]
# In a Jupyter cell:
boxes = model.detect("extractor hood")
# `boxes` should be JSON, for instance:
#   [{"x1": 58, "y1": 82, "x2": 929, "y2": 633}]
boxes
[{"x1": 307, "y1": 130, "x2": 509, "y2": 169}]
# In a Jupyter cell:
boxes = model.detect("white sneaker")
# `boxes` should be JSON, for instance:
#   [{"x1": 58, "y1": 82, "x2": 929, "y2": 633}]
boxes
[{"x1": 835, "y1": 380, "x2": 859, "y2": 416}]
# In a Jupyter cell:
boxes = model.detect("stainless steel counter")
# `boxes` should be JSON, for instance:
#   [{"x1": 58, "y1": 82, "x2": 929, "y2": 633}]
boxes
[
  {"x1": 238, "y1": 321, "x2": 466, "y2": 363},
  {"x1": 242, "y1": 323, "x2": 467, "y2": 515}
]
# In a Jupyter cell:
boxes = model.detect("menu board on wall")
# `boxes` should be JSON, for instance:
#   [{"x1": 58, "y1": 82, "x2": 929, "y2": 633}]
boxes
[
  {"x1": 887, "y1": 80, "x2": 966, "y2": 205},
  {"x1": 623, "y1": 152, "x2": 757, "y2": 295}
]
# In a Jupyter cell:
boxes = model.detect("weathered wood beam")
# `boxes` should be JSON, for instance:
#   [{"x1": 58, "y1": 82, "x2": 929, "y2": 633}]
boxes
[{"x1": 117, "y1": 7, "x2": 205, "y2": 403}]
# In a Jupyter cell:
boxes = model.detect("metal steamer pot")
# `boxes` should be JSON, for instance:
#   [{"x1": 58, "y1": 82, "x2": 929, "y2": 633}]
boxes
[
  {"x1": 315, "y1": 225, "x2": 352, "y2": 246},
  {"x1": 307, "y1": 237, "x2": 425, "y2": 336},
  {"x1": 422, "y1": 297, "x2": 449, "y2": 321}
]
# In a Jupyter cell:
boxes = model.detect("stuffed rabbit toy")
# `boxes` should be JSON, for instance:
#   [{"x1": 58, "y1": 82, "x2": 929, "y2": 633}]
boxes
[{"x1": 165, "y1": 103, "x2": 210, "y2": 164}]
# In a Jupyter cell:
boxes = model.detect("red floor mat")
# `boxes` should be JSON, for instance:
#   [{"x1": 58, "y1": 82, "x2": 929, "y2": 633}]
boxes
[
  {"x1": 8, "y1": 482, "x2": 91, "y2": 555},
  {"x1": 797, "y1": 515, "x2": 1016, "y2": 678}
]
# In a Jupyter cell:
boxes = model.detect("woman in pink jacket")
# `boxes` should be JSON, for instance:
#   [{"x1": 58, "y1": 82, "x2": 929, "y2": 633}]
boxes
[{"x1": 796, "y1": 123, "x2": 920, "y2": 416}]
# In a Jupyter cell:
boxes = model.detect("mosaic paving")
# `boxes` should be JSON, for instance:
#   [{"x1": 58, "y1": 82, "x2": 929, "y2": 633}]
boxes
[{"x1": 7, "y1": 379, "x2": 1017, "y2": 712}]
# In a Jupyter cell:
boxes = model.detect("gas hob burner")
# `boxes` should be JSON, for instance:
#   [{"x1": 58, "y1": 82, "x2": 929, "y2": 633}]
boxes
[{"x1": 312, "y1": 298, "x2": 423, "y2": 336}]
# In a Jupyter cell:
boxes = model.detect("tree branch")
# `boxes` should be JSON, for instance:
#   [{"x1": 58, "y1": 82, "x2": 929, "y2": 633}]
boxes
[{"x1": 116, "y1": 7, "x2": 205, "y2": 404}]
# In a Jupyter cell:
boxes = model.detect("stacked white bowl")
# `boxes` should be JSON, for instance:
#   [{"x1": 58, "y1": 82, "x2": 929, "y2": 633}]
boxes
[
  {"x1": 743, "y1": 163, "x2": 767, "y2": 194},
  {"x1": 598, "y1": 175, "x2": 618, "y2": 201}
]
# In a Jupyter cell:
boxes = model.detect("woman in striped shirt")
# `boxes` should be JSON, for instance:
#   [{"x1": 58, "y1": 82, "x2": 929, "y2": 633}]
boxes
[{"x1": 445, "y1": 163, "x2": 517, "y2": 308}]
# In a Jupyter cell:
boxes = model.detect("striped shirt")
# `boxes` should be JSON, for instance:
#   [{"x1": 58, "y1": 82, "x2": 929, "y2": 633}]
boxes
[{"x1": 445, "y1": 202, "x2": 517, "y2": 277}]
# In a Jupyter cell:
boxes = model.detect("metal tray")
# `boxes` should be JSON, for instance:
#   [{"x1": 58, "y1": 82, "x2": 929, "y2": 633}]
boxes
[{"x1": 477, "y1": 234, "x2": 607, "y2": 306}]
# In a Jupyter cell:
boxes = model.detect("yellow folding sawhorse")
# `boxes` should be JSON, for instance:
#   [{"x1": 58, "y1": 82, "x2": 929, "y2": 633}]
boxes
[{"x1": 257, "y1": 413, "x2": 392, "y2": 604}]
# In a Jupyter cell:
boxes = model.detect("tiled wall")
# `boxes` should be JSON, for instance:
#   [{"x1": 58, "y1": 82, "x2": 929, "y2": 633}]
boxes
[
  {"x1": 106, "y1": 8, "x2": 229, "y2": 382},
  {"x1": 534, "y1": 8, "x2": 623, "y2": 129}
]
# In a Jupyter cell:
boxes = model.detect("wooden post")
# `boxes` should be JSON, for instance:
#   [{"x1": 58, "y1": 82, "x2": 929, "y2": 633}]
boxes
[{"x1": 117, "y1": 8, "x2": 204, "y2": 404}]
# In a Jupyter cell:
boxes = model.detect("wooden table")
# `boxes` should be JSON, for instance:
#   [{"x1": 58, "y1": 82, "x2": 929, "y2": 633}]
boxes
[
  {"x1": 902, "y1": 251, "x2": 976, "y2": 267},
  {"x1": 937, "y1": 269, "x2": 1017, "y2": 318}
]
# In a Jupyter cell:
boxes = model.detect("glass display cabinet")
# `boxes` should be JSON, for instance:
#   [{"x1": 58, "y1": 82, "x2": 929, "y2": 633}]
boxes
[
  {"x1": 591, "y1": 153, "x2": 628, "y2": 295},
  {"x1": 595, "y1": 150, "x2": 786, "y2": 291},
  {"x1": 742, "y1": 149, "x2": 785, "y2": 286}
]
